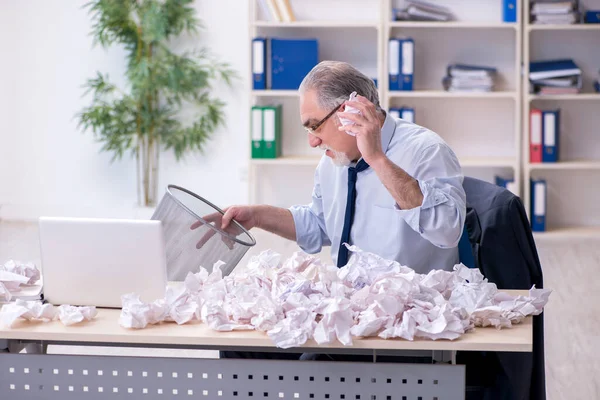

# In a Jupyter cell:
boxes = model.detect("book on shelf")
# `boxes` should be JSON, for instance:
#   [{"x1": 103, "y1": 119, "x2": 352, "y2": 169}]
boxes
[
  {"x1": 530, "y1": 0, "x2": 581, "y2": 24},
  {"x1": 392, "y1": 0, "x2": 455, "y2": 22},
  {"x1": 258, "y1": 0, "x2": 296, "y2": 22},
  {"x1": 442, "y1": 64, "x2": 498, "y2": 92},
  {"x1": 529, "y1": 59, "x2": 582, "y2": 95}
]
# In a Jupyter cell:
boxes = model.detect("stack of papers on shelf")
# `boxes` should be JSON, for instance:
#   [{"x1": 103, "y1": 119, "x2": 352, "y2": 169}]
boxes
[
  {"x1": 529, "y1": 59, "x2": 582, "y2": 95},
  {"x1": 530, "y1": 1, "x2": 580, "y2": 24},
  {"x1": 442, "y1": 64, "x2": 497, "y2": 92},
  {"x1": 393, "y1": 0, "x2": 455, "y2": 22}
]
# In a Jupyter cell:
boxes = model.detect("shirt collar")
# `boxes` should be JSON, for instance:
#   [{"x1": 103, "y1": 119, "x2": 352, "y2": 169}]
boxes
[{"x1": 380, "y1": 111, "x2": 396, "y2": 154}]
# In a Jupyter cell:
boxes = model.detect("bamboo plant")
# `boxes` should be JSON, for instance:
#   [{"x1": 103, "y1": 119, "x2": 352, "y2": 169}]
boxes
[{"x1": 77, "y1": 0, "x2": 236, "y2": 206}]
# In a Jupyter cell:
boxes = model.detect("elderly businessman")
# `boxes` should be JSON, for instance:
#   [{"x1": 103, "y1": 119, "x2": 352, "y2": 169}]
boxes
[{"x1": 202, "y1": 60, "x2": 466, "y2": 273}]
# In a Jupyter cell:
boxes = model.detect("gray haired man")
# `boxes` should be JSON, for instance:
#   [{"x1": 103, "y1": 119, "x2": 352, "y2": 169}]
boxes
[{"x1": 211, "y1": 60, "x2": 466, "y2": 274}]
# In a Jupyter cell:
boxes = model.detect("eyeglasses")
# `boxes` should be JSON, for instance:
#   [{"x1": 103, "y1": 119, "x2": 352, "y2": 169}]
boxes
[{"x1": 304, "y1": 103, "x2": 343, "y2": 135}]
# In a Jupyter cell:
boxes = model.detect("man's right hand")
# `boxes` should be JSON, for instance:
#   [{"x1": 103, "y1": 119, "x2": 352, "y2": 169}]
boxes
[{"x1": 190, "y1": 206, "x2": 260, "y2": 250}]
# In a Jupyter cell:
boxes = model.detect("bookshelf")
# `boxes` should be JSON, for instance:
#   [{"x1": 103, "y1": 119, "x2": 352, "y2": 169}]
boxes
[
  {"x1": 383, "y1": 0, "x2": 522, "y2": 194},
  {"x1": 522, "y1": 0, "x2": 600, "y2": 237},
  {"x1": 249, "y1": 0, "x2": 522, "y2": 206},
  {"x1": 248, "y1": 0, "x2": 384, "y2": 206},
  {"x1": 248, "y1": 0, "x2": 599, "y2": 238}
]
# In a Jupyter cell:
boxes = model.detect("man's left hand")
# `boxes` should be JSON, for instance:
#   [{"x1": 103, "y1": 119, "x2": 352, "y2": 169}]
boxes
[{"x1": 337, "y1": 94, "x2": 385, "y2": 165}]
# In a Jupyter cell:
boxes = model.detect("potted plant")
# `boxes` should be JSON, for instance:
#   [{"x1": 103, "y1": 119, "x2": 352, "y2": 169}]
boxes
[{"x1": 76, "y1": 0, "x2": 237, "y2": 207}]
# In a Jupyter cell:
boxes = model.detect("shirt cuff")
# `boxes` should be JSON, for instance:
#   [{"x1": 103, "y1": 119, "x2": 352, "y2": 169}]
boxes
[{"x1": 393, "y1": 179, "x2": 450, "y2": 234}]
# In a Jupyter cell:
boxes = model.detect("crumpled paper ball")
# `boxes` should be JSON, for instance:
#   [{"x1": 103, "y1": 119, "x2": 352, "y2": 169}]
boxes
[{"x1": 1, "y1": 260, "x2": 41, "y2": 285}]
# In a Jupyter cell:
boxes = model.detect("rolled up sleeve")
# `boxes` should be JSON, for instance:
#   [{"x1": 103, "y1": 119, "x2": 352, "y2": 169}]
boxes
[
  {"x1": 288, "y1": 166, "x2": 331, "y2": 254},
  {"x1": 393, "y1": 143, "x2": 466, "y2": 248}
]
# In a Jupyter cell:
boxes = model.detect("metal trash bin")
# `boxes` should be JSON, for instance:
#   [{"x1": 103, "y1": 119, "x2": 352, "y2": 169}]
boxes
[{"x1": 151, "y1": 185, "x2": 256, "y2": 281}]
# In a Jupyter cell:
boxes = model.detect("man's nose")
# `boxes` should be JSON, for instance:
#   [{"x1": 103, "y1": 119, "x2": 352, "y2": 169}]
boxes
[{"x1": 308, "y1": 133, "x2": 322, "y2": 148}]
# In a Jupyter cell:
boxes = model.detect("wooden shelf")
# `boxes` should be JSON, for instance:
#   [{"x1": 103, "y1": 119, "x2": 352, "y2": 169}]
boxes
[
  {"x1": 389, "y1": 91, "x2": 518, "y2": 99},
  {"x1": 252, "y1": 90, "x2": 298, "y2": 97},
  {"x1": 389, "y1": 21, "x2": 518, "y2": 29},
  {"x1": 527, "y1": 24, "x2": 600, "y2": 31},
  {"x1": 253, "y1": 21, "x2": 378, "y2": 28},
  {"x1": 528, "y1": 93, "x2": 600, "y2": 101},
  {"x1": 527, "y1": 161, "x2": 600, "y2": 170}
]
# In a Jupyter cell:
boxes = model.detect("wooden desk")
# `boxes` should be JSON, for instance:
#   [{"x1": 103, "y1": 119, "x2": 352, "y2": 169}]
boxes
[
  {"x1": 0, "y1": 290, "x2": 534, "y2": 400},
  {"x1": 0, "y1": 308, "x2": 533, "y2": 353}
]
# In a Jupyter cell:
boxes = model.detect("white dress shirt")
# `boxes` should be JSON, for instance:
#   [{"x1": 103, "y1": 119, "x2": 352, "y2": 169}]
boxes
[{"x1": 289, "y1": 112, "x2": 466, "y2": 274}]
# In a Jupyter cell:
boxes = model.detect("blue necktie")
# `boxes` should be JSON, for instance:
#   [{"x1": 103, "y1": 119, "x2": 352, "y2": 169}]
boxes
[{"x1": 337, "y1": 159, "x2": 370, "y2": 268}]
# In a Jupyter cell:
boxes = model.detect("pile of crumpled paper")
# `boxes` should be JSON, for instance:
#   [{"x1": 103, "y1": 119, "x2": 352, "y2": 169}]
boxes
[
  {"x1": 0, "y1": 260, "x2": 41, "y2": 302},
  {"x1": 0, "y1": 260, "x2": 97, "y2": 327},
  {"x1": 119, "y1": 245, "x2": 551, "y2": 348}
]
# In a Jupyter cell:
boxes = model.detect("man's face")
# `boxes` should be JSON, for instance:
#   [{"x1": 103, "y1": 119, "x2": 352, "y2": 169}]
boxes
[{"x1": 300, "y1": 89, "x2": 359, "y2": 166}]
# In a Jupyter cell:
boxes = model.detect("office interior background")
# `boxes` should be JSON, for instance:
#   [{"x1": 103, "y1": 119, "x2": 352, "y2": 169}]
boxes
[{"x1": 1, "y1": 0, "x2": 599, "y2": 398}]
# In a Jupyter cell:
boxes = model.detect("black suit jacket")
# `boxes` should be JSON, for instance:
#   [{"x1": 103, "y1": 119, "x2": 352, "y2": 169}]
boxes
[{"x1": 458, "y1": 177, "x2": 546, "y2": 400}]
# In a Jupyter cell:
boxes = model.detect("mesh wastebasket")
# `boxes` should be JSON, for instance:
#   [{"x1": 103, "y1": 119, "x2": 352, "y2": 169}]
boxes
[{"x1": 151, "y1": 185, "x2": 256, "y2": 281}]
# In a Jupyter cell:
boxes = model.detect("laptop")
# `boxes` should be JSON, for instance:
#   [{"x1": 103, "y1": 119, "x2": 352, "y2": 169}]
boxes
[{"x1": 38, "y1": 217, "x2": 168, "y2": 308}]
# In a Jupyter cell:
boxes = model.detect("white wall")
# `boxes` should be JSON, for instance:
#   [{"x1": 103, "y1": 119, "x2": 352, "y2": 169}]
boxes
[{"x1": 0, "y1": 0, "x2": 250, "y2": 221}]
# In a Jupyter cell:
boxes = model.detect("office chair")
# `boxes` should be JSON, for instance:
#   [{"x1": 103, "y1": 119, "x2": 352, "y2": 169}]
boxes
[{"x1": 458, "y1": 176, "x2": 546, "y2": 400}]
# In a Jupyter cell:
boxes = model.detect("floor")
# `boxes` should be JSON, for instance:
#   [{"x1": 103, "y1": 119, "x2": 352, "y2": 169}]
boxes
[{"x1": 1, "y1": 220, "x2": 599, "y2": 399}]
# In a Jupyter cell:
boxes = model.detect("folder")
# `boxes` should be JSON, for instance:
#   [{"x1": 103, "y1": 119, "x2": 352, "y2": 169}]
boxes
[
  {"x1": 503, "y1": 0, "x2": 517, "y2": 23},
  {"x1": 389, "y1": 38, "x2": 414, "y2": 91},
  {"x1": 400, "y1": 38, "x2": 414, "y2": 90},
  {"x1": 529, "y1": 59, "x2": 581, "y2": 81},
  {"x1": 542, "y1": 110, "x2": 559, "y2": 162},
  {"x1": 270, "y1": 38, "x2": 318, "y2": 90},
  {"x1": 530, "y1": 179, "x2": 547, "y2": 232},
  {"x1": 400, "y1": 107, "x2": 415, "y2": 123},
  {"x1": 388, "y1": 39, "x2": 401, "y2": 90},
  {"x1": 389, "y1": 107, "x2": 401, "y2": 120},
  {"x1": 251, "y1": 106, "x2": 263, "y2": 159},
  {"x1": 530, "y1": 108, "x2": 542, "y2": 163},
  {"x1": 252, "y1": 38, "x2": 267, "y2": 90},
  {"x1": 262, "y1": 105, "x2": 282, "y2": 159}
]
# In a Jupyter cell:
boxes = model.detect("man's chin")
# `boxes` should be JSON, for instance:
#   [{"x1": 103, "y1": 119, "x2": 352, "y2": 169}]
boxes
[{"x1": 331, "y1": 155, "x2": 352, "y2": 167}]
